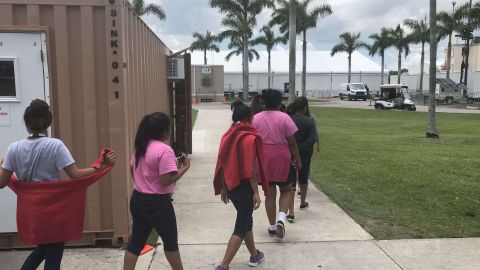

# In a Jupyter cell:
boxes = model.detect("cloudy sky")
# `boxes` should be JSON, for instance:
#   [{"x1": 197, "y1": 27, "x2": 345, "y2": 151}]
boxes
[{"x1": 140, "y1": 0, "x2": 476, "y2": 73}]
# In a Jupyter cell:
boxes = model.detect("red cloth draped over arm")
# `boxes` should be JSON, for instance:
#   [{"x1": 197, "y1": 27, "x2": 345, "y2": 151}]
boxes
[
  {"x1": 213, "y1": 122, "x2": 269, "y2": 196},
  {"x1": 7, "y1": 148, "x2": 113, "y2": 245}
]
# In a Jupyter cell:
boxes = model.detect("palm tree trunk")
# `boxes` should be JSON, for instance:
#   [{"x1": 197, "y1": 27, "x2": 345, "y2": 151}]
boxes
[
  {"x1": 446, "y1": 33, "x2": 452, "y2": 79},
  {"x1": 242, "y1": 34, "x2": 249, "y2": 101},
  {"x1": 288, "y1": 0, "x2": 296, "y2": 103},
  {"x1": 397, "y1": 50, "x2": 402, "y2": 84},
  {"x1": 348, "y1": 54, "x2": 352, "y2": 83},
  {"x1": 419, "y1": 41, "x2": 425, "y2": 100},
  {"x1": 204, "y1": 49, "x2": 207, "y2": 65},
  {"x1": 268, "y1": 50, "x2": 272, "y2": 89},
  {"x1": 302, "y1": 30, "x2": 307, "y2": 96},
  {"x1": 381, "y1": 53, "x2": 385, "y2": 85},
  {"x1": 427, "y1": 0, "x2": 439, "y2": 138}
]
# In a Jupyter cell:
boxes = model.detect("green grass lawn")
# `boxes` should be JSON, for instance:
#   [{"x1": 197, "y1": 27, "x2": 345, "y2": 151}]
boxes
[
  {"x1": 309, "y1": 107, "x2": 480, "y2": 239},
  {"x1": 192, "y1": 109, "x2": 198, "y2": 128}
]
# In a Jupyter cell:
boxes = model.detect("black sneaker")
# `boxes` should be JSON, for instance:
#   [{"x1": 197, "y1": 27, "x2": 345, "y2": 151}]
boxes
[
  {"x1": 276, "y1": 220, "x2": 285, "y2": 239},
  {"x1": 268, "y1": 228, "x2": 276, "y2": 236},
  {"x1": 286, "y1": 215, "x2": 295, "y2": 223},
  {"x1": 300, "y1": 202, "x2": 309, "y2": 210}
]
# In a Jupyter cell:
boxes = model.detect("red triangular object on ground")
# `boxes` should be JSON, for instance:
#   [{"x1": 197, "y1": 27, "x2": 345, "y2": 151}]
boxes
[{"x1": 140, "y1": 245, "x2": 154, "y2": 255}]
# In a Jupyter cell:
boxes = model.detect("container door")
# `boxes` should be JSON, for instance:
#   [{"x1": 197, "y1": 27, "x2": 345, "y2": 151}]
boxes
[{"x1": 0, "y1": 32, "x2": 50, "y2": 233}]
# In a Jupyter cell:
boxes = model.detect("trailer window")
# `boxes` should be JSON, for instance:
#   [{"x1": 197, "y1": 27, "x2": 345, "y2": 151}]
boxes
[{"x1": 0, "y1": 60, "x2": 16, "y2": 97}]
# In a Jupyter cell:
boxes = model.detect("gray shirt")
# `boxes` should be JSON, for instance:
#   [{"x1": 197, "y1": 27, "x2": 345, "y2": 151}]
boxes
[{"x1": 2, "y1": 137, "x2": 75, "y2": 181}]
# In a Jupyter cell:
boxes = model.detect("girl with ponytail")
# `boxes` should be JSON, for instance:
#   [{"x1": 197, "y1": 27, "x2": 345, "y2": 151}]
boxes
[{"x1": 123, "y1": 112, "x2": 190, "y2": 270}]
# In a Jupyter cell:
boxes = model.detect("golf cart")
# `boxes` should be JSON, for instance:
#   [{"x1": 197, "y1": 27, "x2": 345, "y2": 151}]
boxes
[{"x1": 374, "y1": 84, "x2": 416, "y2": 111}]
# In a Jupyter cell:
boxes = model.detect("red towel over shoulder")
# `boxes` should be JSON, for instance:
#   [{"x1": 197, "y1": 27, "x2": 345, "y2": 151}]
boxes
[
  {"x1": 7, "y1": 148, "x2": 113, "y2": 245},
  {"x1": 214, "y1": 122, "x2": 269, "y2": 196}
]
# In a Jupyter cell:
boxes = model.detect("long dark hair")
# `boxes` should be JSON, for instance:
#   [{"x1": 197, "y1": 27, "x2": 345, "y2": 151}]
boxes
[
  {"x1": 293, "y1": 96, "x2": 311, "y2": 117},
  {"x1": 134, "y1": 112, "x2": 171, "y2": 168}
]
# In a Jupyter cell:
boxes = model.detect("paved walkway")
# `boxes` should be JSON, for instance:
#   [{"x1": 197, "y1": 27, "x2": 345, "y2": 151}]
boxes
[{"x1": 0, "y1": 103, "x2": 478, "y2": 269}]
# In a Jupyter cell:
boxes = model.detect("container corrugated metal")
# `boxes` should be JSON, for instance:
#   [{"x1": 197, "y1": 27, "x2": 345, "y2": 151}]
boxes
[{"x1": 0, "y1": 0, "x2": 176, "y2": 248}]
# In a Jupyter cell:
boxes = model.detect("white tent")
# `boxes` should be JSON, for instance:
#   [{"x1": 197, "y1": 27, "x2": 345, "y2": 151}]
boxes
[
  {"x1": 190, "y1": 50, "x2": 381, "y2": 73},
  {"x1": 189, "y1": 50, "x2": 387, "y2": 95}
]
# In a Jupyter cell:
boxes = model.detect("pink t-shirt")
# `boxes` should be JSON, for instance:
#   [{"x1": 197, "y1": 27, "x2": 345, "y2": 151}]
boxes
[
  {"x1": 252, "y1": 111, "x2": 298, "y2": 145},
  {"x1": 130, "y1": 140, "x2": 178, "y2": 195}
]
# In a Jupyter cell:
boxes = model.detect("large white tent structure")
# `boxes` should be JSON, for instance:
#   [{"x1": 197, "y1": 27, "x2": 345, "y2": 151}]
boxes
[{"x1": 190, "y1": 49, "x2": 388, "y2": 97}]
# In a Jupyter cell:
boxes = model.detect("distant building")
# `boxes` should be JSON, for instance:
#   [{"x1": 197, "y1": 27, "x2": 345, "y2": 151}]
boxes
[{"x1": 444, "y1": 37, "x2": 480, "y2": 72}]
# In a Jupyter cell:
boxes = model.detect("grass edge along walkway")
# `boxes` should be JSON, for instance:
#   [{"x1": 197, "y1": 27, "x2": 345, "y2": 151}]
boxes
[{"x1": 309, "y1": 107, "x2": 480, "y2": 240}]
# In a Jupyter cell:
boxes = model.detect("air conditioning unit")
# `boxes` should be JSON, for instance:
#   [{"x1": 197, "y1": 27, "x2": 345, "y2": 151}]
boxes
[{"x1": 167, "y1": 58, "x2": 185, "y2": 80}]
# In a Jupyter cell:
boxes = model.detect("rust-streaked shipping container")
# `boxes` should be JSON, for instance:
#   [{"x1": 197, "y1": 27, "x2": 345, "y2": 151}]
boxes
[{"x1": 0, "y1": 0, "x2": 191, "y2": 248}]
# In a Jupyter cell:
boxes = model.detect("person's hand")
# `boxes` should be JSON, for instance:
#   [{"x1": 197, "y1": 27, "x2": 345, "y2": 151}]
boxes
[
  {"x1": 0, "y1": 157, "x2": 3, "y2": 165},
  {"x1": 316, "y1": 144, "x2": 320, "y2": 153},
  {"x1": 182, "y1": 156, "x2": 190, "y2": 169},
  {"x1": 294, "y1": 159, "x2": 302, "y2": 171},
  {"x1": 253, "y1": 192, "x2": 261, "y2": 210},
  {"x1": 221, "y1": 189, "x2": 229, "y2": 204},
  {"x1": 104, "y1": 151, "x2": 117, "y2": 167}
]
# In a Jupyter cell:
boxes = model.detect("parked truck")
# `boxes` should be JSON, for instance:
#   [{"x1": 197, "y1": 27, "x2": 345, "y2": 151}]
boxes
[
  {"x1": 339, "y1": 83, "x2": 368, "y2": 101},
  {"x1": 435, "y1": 78, "x2": 467, "y2": 104}
]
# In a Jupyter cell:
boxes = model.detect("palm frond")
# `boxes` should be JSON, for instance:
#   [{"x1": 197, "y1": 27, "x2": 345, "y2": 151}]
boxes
[
  {"x1": 144, "y1": 4, "x2": 166, "y2": 20},
  {"x1": 331, "y1": 44, "x2": 348, "y2": 56}
]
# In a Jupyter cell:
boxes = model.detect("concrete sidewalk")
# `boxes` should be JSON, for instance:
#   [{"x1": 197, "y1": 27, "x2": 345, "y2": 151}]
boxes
[{"x1": 0, "y1": 103, "x2": 478, "y2": 269}]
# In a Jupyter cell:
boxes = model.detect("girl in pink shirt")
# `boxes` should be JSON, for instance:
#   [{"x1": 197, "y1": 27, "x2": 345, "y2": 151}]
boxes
[
  {"x1": 252, "y1": 89, "x2": 302, "y2": 239},
  {"x1": 123, "y1": 112, "x2": 190, "y2": 270}
]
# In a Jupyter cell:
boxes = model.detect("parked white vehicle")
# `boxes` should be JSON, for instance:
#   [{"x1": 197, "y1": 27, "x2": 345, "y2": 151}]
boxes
[
  {"x1": 435, "y1": 78, "x2": 466, "y2": 104},
  {"x1": 374, "y1": 84, "x2": 416, "y2": 111},
  {"x1": 339, "y1": 83, "x2": 367, "y2": 101}
]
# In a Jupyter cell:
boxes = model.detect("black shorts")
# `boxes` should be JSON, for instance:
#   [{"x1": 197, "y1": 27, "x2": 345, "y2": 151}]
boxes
[
  {"x1": 290, "y1": 150, "x2": 313, "y2": 188},
  {"x1": 126, "y1": 190, "x2": 179, "y2": 255}
]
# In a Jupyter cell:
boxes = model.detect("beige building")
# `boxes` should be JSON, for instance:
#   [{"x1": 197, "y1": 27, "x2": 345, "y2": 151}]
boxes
[
  {"x1": 446, "y1": 38, "x2": 480, "y2": 72},
  {"x1": 192, "y1": 65, "x2": 224, "y2": 102}
]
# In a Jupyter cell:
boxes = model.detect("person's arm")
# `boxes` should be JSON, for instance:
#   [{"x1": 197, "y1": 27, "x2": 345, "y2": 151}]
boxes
[
  {"x1": 0, "y1": 158, "x2": 12, "y2": 189},
  {"x1": 287, "y1": 135, "x2": 302, "y2": 170},
  {"x1": 159, "y1": 157, "x2": 190, "y2": 186},
  {"x1": 249, "y1": 156, "x2": 261, "y2": 210},
  {"x1": 64, "y1": 151, "x2": 117, "y2": 179}
]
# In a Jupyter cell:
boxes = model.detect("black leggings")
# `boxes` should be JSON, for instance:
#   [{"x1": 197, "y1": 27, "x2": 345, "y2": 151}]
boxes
[
  {"x1": 228, "y1": 181, "x2": 254, "y2": 239},
  {"x1": 21, "y1": 242, "x2": 65, "y2": 270},
  {"x1": 126, "y1": 190, "x2": 179, "y2": 255}
]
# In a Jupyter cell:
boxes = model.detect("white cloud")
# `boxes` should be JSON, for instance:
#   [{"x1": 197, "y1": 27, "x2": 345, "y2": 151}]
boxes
[{"x1": 136, "y1": 0, "x2": 472, "y2": 72}]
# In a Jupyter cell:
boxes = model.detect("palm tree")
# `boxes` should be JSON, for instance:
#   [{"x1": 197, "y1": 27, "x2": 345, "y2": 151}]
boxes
[
  {"x1": 404, "y1": 18, "x2": 429, "y2": 99},
  {"x1": 210, "y1": 0, "x2": 274, "y2": 100},
  {"x1": 288, "y1": 0, "x2": 297, "y2": 102},
  {"x1": 437, "y1": 3, "x2": 468, "y2": 79},
  {"x1": 190, "y1": 31, "x2": 220, "y2": 65},
  {"x1": 128, "y1": 0, "x2": 166, "y2": 20},
  {"x1": 472, "y1": 2, "x2": 480, "y2": 29},
  {"x1": 387, "y1": 25, "x2": 410, "y2": 84},
  {"x1": 251, "y1": 26, "x2": 286, "y2": 89},
  {"x1": 225, "y1": 37, "x2": 260, "y2": 62},
  {"x1": 330, "y1": 32, "x2": 370, "y2": 83},
  {"x1": 271, "y1": 0, "x2": 332, "y2": 96},
  {"x1": 369, "y1": 28, "x2": 390, "y2": 85},
  {"x1": 427, "y1": 0, "x2": 439, "y2": 138}
]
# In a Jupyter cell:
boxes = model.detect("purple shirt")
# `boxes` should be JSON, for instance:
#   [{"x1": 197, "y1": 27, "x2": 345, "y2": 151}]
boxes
[
  {"x1": 253, "y1": 111, "x2": 298, "y2": 145},
  {"x1": 130, "y1": 140, "x2": 178, "y2": 194}
]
